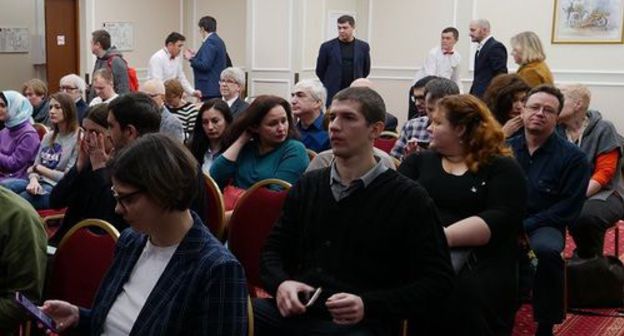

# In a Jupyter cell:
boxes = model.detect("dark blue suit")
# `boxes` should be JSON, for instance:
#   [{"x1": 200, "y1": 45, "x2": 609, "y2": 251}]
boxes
[
  {"x1": 469, "y1": 37, "x2": 508, "y2": 98},
  {"x1": 315, "y1": 38, "x2": 371, "y2": 106},
  {"x1": 190, "y1": 33, "x2": 227, "y2": 100},
  {"x1": 78, "y1": 213, "x2": 248, "y2": 335}
]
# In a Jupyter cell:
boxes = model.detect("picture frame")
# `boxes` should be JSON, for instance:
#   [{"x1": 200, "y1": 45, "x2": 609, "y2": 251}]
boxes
[{"x1": 552, "y1": 0, "x2": 624, "y2": 44}]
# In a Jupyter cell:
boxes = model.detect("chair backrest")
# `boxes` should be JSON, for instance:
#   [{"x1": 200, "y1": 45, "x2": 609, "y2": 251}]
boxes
[
  {"x1": 47, "y1": 219, "x2": 120, "y2": 308},
  {"x1": 227, "y1": 179, "x2": 291, "y2": 292},
  {"x1": 32, "y1": 123, "x2": 48, "y2": 141},
  {"x1": 374, "y1": 131, "x2": 399, "y2": 154},
  {"x1": 203, "y1": 172, "x2": 227, "y2": 241}
]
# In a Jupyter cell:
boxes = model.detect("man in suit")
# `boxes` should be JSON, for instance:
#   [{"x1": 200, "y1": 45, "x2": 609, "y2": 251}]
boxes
[
  {"x1": 316, "y1": 15, "x2": 371, "y2": 107},
  {"x1": 185, "y1": 16, "x2": 227, "y2": 101},
  {"x1": 220, "y1": 67, "x2": 249, "y2": 119},
  {"x1": 469, "y1": 19, "x2": 508, "y2": 98}
]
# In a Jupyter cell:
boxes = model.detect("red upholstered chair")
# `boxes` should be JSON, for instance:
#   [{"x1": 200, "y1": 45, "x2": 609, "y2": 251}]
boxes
[
  {"x1": 37, "y1": 208, "x2": 66, "y2": 239},
  {"x1": 227, "y1": 179, "x2": 291, "y2": 298},
  {"x1": 374, "y1": 131, "x2": 399, "y2": 154},
  {"x1": 32, "y1": 123, "x2": 48, "y2": 140},
  {"x1": 47, "y1": 219, "x2": 119, "y2": 308},
  {"x1": 203, "y1": 172, "x2": 227, "y2": 241}
]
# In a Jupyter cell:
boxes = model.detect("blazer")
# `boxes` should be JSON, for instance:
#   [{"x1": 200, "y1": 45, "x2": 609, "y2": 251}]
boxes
[
  {"x1": 230, "y1": 97, "x2": 249, "y2": 119},
  {"x1": 469, "y1": 37, "x2": 508, "y2": 98},
  {"x1": 78, "y1": 213, "x2": 248, "y2": 335},
  {"x1": 191, "y1": 33, "x2": 227, "y2": 99},
  {"x1": 315, "y1": 38, "x2": 371, "y2": 105}
]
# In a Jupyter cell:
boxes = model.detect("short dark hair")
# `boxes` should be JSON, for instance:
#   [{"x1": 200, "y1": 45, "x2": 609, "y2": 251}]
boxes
[
  {"x1": 92, "y1": 30, "x2": 111, "y2": 50},
  {"x1": 337, "y1": 15, "x2": 355, "y2": 27},
  {"x1": 198, "y1": 16, "x2": 217, "y2": 32},
  {"x1": 165, "y1": 32, "x2": 186, "y2": 45},
  {"x1": 84, "y1": 103, "x2": 110, "y2": 128},
  {"x1": 412, "y1": 76, "x2": 438, "y2": 90},
  {"x1": 190, "y1": 98, "x2": 233, "y2": 163},
  {"x1": 109, "y1": 133, "x2": 198, "y2": 211},
  {"x1": 424, "y1": 78, "x2": 460, "y2": 102},
  {"x1": 332, "y1": 87, "x2": 386, "y2": 124},
  {"x1": 526, "y1": 84, "x2": 565, "y2": 114},
  {"x1": 107, "y1": 92, "x2": 161, "y2": 135},
  {"x1": 442, "y1": 27, "x2": 459, "y2": 40}
]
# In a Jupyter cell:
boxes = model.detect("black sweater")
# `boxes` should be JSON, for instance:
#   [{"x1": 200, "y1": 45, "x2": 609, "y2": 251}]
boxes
[{"x1": 260, "y1": 167, "x2": 454, "y2": 321}]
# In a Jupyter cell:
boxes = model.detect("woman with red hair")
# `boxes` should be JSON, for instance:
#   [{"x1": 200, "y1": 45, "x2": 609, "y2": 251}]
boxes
[{"x1": 399, "y1": 94, "x2": 527, "y2": 335}]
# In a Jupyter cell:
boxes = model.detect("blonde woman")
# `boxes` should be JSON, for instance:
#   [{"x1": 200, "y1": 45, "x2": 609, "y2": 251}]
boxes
[{"x1": 511, "y1": 31, "x2": 554, "y2": 87}]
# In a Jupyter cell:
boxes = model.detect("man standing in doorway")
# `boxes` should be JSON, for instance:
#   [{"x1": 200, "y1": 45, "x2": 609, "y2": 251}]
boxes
[
  {"x1": 468, "y1": 19, "x2": 507, "y2": 98},
  {"x1": 315, "y1": 15, "x2": 371, "y2": 107},
  {"x1": 185, "y1": 16, "x2": 227, "y2": 101}
]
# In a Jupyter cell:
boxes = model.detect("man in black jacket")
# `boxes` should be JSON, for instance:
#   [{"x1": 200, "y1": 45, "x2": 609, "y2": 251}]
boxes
[
  {"x1": 254, "y1": 87, "x2": 454, "y2": 335},
  {"x1": 469, "y1": 19, "x2": 508, "y2": 98}
]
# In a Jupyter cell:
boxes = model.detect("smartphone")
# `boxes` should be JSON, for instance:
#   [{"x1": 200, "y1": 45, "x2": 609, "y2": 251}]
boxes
[
  {"x1": 298, "y1": 287, "x2": 323, "y2": 307},
  {"x1": 14, "y1": 292, "x2": 58, "y2": 333},
  {"x1": 416, "y1": 141, "x2": 430, "y2": 149}
]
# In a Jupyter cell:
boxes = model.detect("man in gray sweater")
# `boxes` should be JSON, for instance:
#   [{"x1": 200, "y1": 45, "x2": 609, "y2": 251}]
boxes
[{"x1": 87, "y1": 30, "x2": 130, "y2": 103}]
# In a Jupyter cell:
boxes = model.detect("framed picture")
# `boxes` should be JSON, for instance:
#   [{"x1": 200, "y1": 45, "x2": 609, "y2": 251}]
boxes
[{"x1": 552, "y1": 0, "x2": 624, "y2": 44}]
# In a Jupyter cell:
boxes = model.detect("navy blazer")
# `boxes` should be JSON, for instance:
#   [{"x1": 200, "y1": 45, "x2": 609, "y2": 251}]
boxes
[
  {"x1": 469, "y1": 37, "x2": 508, "y2": 98},
  {"x1": 78, "y1": 213, "x2": 248, "y2": 335},
  {"x1": 315, "y1": 38, "x2": 371, "y2": 106},
  {"x1": 191, "y1": 33, "x2": 227, "y2": 99},
  {"x1": 230, "y1": 97, "x2": 249, "y2": 119}
]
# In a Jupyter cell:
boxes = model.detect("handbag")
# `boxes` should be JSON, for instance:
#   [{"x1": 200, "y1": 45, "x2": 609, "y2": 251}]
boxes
[
  {"x1": 566, "y1": 254, "x2": 624, "y2": 308},
  {"x1": 223, "y1": 185, "x2": 246, "y2": 211}
]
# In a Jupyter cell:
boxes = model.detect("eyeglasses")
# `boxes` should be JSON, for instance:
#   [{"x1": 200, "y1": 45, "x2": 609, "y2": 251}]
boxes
[
  {"x1": 411, "y1": 95, "x2": 425, "y2": 103},
  {"x1": 111, "y1": 186, "x2": 143, "y2": 211},
  {"x1": 219, "y1": 79, "x2": 238, "y2": 85},
  {"x1": 525, "y1": 104, "x2": 558, "y2": 116},
  {"x1": 60, "y1": 86, "x2": 78, "y2": 92}
]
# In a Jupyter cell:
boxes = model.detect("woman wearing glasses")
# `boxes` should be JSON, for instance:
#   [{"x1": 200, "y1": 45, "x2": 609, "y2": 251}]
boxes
[
  {"x1": 42, "y1": 133, "x2": 249, "y2": 335},
  {"x1": 59, "y1": 74, "x2": 88, "y2": 124},
  {"x1": 1, "y1": 92, "x2": 79, "y2": 209}
]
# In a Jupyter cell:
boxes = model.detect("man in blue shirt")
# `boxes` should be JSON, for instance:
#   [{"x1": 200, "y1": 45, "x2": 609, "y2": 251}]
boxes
[
  {"x1": 291, "y1": 79, "x2": 330, "y2": 153},
  {"x1": 508, "y1": 85, "x2": 590, "y2": 336}
]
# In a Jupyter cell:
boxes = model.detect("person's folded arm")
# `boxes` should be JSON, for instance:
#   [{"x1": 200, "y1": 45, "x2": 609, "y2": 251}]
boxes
[
  {"x1": 587, "y1": 149, "x2": 619, "y2": 197},
  {"x1": 0, "y1": 134, "x2": 39, "y2": 173}
]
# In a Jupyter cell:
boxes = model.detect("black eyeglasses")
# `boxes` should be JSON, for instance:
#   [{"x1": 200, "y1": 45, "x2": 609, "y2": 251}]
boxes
[
  {"x1": 111, "y1": 186, "x2": 143, "y2": 210},
  {"x1": 411, "y1": 95, "x2": 425, "y2": 103},
  {"x1": 60, "y1": 86, "x2": 78, "y2": 91}
]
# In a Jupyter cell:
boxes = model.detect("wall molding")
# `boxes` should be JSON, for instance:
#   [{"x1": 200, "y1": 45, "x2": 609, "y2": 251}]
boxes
[
  {"x1": 250, "y1": 0, "x2": 293, "y2": 71},
  {"x1": 251, "y1": 68, "x2": 292, "y2": 72},
  {"x1": 250, "y1": 78, "x2": 291, "y2": 97}
]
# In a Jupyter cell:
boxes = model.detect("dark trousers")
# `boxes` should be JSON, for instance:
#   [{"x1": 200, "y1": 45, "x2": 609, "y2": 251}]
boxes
[
  {"x1": 569, "y1": 193, "x2": 624, "y2": 258},
  {"x1": 529, "y1": 226, "x2": 565, "y2": 324},
  {"x1": 253, "y1": 298, "x2": 386, "y2": 336}
]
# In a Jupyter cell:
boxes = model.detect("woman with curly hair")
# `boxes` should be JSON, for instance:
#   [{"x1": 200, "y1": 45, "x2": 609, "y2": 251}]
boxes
[
  {"x1": 482, "y1": 74, "x2": 530, "y2": 138},
  {"x1": 399, "y1": 94, "x2": 527, "y2": 335}
]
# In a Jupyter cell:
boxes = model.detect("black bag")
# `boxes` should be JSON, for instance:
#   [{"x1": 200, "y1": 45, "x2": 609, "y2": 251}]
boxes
[{"x1": 566, "y1": 255, "x2": 624, "y2": 308}]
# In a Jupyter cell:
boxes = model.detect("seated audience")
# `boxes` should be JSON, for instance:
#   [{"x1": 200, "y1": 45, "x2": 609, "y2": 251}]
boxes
[
  {"x1": 306, "y1": 147, "x2": 396, "y2": 172},
  {"x1": 391, "y1": 78, "x2": 459, "y2": 160},
  {"x1": 60, "y1": 74, "x2": 89, "y2": 124},
  {"x1": 164, "y1": 78, "x2": 200, "y2": 143},
  {"x1": 407, "y1": 75, "x2": 437, "y2": 120},
  {"x1": 399, "y1": 94, "x2": 527, "y2": 334},
  {"x1": 189, "y1": 99, "x2": 233, "y2": 175},
  {"x1": 42, "y1": 134, "x2": 248, "y2": 335},
  {"x1": 350, "y1": 78, "x2": 398, "y2": 132},
  {"x1": 255, "y1": 87, "x2": 454, "y2": 335},
  {"x1": 1, "y1": 92, "x2": 79, "y2": 209},
  {"x1": 22, "y1": 78, "x2": 51, "y2": 126},
  {"x1": 220, "y1": 67, "x2": 249, "y2": 118},
  {"x1": 559, "y1": 84, "x2": 624, "y2": 258},
  {"x1": 210, "y1": 95, "x2": 309, "y2": 189},
  {"x1": 140, "y1": 79, "x2": 185, "y2": 142},
  {"x1": 511, "y1": 31, "x2": 554, "y2": 88},
  {"x1": 49, "y1": 103, "x2": 126, "y2": 243},
  {"x1": 0, "y1": 185, "x2": 47, "y2": 333},
  {"x1": 482, "y1": 74, "x2": 530, "y2": 138},
  {"x1": 508, "y1": 85, "x2": 590, "y2": 336},
  {"x1": 0, "y1": 91, "x2": 40, "y2": 182},
  {"x1": 89, "y1": 68, "x2": 118, "y2": 106},
  {"x1": 291, "y1": 79, "x2": 330, "y2": 153}
]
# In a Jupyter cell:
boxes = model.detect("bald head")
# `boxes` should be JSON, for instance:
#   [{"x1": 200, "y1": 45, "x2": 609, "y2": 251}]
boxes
[
  {"x1": 469, "y1": 19, "x2": 491, "y2": 43},
  {"x1": 350, "y1": 78, "x2": 374, "y2": 89},
  {"x1": 140, "y1": 79, "x2": 166, "y2": 108}
]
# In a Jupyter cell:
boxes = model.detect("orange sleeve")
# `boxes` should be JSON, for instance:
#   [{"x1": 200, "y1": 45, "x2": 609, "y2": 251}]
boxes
[{"x1": 592, "y1": 149, "x2": 620, "y2": 186}]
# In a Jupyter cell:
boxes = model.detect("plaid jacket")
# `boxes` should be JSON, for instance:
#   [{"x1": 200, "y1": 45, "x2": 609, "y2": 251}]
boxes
[
  {"x1": 390, "y1": 116, "x2": 431, "y2": 159},
  {"x1": 79, "y1": 213, "x2": 248, "y2": 335}
]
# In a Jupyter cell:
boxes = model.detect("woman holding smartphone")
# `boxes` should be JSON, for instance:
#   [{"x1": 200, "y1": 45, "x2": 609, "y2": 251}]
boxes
[
  {"x1": 210, "y1": 95, "x2": 309, "y2": 189},
  {"x1": 1, "y1": 92, "x2": 79, "y2": 209},
  {"x1": 41, "y1": 134, "x2": 248, "y2": 335}
]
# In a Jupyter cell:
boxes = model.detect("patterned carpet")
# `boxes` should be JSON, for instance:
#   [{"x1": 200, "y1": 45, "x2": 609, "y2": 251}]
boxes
[{"x1": 512, "y1": 222, "x2": 624, "y2": 336}]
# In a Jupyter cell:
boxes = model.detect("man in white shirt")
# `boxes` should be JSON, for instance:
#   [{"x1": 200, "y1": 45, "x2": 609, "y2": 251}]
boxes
[
  {"x1": 415, "y1": 27, "x2": 462, "y2": 92},
  {"x1": 89, "y1": 68, "x2": 118, "y2": 106},
  {"x1": 148, "y1": 32, "x2": 201, "y2": 99}
]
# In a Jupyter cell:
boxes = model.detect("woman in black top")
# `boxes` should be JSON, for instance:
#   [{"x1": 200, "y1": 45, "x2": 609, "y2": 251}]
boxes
[
  {"x1": 482, "y1": 74, "x2": 530, "y2": 138},
  {"x1": 399, "y1": 94, "x2": 527, "y2": 335}
]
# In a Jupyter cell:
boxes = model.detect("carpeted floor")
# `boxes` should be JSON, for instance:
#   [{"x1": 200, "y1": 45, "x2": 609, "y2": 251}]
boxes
[{"x1": 512, "y1": 223, "x2": 624, "y2": 336}]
